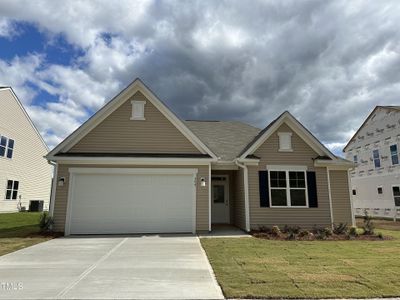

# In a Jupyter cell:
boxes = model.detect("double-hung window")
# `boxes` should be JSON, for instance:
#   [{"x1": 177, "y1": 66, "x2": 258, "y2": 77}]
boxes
[
  {"x1": 0, "y1": 136, "x2": 14, "y2": 158},
  {"x1": 269, "y1": 170, "x2": 307, "y2": 207},
  {"x1": 6, "y1": 139, "x2": 14, "y2": 158},
  {"x1": 0, "y1": 136, "x2": 6, "y2": 157},
  {"x1": 5, "y1": 180, "x2": 19, "y2": 200},
  {"x1": 393, "y1": 186, "x2": 400, "y2": 207},
  {"x1": 390, "y1": 144, "x2": 399, "y2": 165},
  {"x1": 372, "y1": 149, "x2": 381, "y2": 168}
]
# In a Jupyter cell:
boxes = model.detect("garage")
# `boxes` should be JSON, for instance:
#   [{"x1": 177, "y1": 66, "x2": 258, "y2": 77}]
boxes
[{"x1": 65, "y1": 168, "x2": 197, "y2": 235}]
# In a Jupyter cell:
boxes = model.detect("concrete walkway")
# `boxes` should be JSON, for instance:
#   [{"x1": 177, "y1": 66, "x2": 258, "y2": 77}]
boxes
[{"x1": 0, "y1": 235, "x2": 224, "y2": 299}]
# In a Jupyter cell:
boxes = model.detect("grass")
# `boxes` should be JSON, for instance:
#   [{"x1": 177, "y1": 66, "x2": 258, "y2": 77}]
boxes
[
  {"x1": 201, "y1": 222, "x2": 400, "y2": 299},
  {"x1": 0, "y1": 212, "x2": 54, "y2": 256}
]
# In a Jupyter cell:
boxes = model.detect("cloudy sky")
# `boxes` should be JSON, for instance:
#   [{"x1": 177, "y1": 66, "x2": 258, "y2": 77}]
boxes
[{"x1": 0, "y1": 0, "x2": 399, "y2": 155}]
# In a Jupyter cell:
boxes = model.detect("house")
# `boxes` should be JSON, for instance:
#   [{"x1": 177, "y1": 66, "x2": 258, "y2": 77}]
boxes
[
  {"x1": 46, "y1": 79, "x2": 354, "y2": 235},
  {"x1": 343, "y1": 106, "x2": 400, "y2": 219},
  {"x1": 0, "y1": 87, "x2": 52, "y2": 212}
]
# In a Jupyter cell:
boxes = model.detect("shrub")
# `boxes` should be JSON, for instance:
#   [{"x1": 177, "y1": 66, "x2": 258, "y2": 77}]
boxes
[
  {"x1": 313, "y1": 227, "x2": 332, "y2": 240},
  {"x1": 362, "y1": 211, "x2": 375, "y2": 235},
  {"x1": 258, "y1": 226, "x2": 271, "y2": 233},
  {"x1": 324, "y1": 227, "x2": 333, "y2": 237},
  {"x1": 333, "y1": 223, "x2": 348, "y2": 235},
  {"x1": 271, "y1": 225, "x2": 282, "y2": 237},
  {"x1": 348, "y1": 226, "x2": 358, "y2": 237},
  {"x1": 39, "y1": 211, "x2": 54, "y2": 232},
  {"x1": 298, "y1": 229, "x2": 310, "y2": 238},
  {"x1": 378, "y1": 232, "x2": 384, "y2": 239}
]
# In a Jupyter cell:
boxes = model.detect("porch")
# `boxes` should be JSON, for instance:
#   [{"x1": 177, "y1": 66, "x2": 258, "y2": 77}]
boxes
[{"x1": 210, "y1": 170, "x2": 246, "y2": 232}]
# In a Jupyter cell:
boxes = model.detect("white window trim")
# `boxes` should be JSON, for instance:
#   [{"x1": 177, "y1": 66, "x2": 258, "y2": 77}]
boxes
[
  {"x1": 372, "y1": 149, "x2": 381, "y2": 168},
  {"x1": 392, "y1": 185, "x2": 400, "y2": 207},
  {"x1": 278, "y1": 132, "x2": 293, "y2": 152},
  {"x1": 268, "y1": 169, "x2": 309, "y2": 208},
  {"x1": 377, "y1": 185, "x2": 383, "y2": 195},
  {"x1": 390, "y1": 143, "x2": 399, "y2": 165},
  {"x1": 0, "y1": 135, "x2": 15, "y2": 160},
  {"x1": 130, "y1": 100, "x2": 146, "y2": 120},
  {"x1": 5, "y1": 179, "x2": 19, "y2": 201}
]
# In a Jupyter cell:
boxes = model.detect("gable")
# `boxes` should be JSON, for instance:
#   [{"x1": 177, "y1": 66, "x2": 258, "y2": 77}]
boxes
[
  {"x1": 69, "y1": 91, "x2": 201, "y2": 154},
  {"x1": 344, "y1": 106, "x2": 400, "y2": 152},
  {"x1": 240, "y1": 111, "x2": 336, "y2": 161},
  {"x1": 0, "y1": 88, "x2": 48, "y2": 152},
  {"x1": 253, "y1": 123, "x2": 318, "y2": 168}
]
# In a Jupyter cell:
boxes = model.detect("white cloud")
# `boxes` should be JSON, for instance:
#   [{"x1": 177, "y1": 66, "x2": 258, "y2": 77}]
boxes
[
  {"x1": 0, "y1": 0, "x2": 399, "y2": 152},
  {"x1": 0, "y1": 18, "x2": 18, "y2": 38}
]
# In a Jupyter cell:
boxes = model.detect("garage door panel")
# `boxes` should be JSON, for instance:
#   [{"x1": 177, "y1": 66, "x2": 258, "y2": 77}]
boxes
[{"x1": 68, "y1": 171, "x2": 195, "y2": 234}]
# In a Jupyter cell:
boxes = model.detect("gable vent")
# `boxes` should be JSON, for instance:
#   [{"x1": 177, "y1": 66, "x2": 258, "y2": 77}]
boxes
[{"x1": 130, "y1": 100, "x2": 146, "y2": 120}]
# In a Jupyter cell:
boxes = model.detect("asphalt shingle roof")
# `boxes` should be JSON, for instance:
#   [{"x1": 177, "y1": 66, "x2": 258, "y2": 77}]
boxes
[{"x1": 185, "y1": 120, "x2": 261, "y2": 161}]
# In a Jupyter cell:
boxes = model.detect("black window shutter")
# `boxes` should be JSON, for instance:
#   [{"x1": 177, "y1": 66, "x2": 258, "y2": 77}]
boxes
[
  {"x1": 259, "y1": 170, "x2": 269, "y2": 207},
  {"x1": 307, "y1": 171, "x2": 318, "y2": 207}
]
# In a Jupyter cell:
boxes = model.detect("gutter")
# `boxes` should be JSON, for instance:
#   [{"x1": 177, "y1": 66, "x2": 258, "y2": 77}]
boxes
[{"x1": 235, "y1": 160, "x2": 251, "y2": 232}]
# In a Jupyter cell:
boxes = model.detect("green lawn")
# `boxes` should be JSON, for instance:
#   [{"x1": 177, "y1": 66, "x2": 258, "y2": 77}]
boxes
[
  {"x1": 201, "y1": 227, "x2": 400, "y2": 299},
  {"x1": 0, "y1": 212, "x2": 54, "y2": 256}
]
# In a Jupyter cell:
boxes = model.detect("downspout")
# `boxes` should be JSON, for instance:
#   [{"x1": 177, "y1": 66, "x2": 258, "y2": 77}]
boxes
[
  {"x1": 208, "y1": 162, "x2": 212, "y2": 232},
  {"x1": 347, "y1": 169, "x2": 356, "y2": 226},
  {"x1": 326, "y1": 167, "x2": 334, "y2": 228},
  {"x1": 48, "y1": 161, "x2": 58, "y2": 217},
  {"x1": 235, "y1": 160, "x2": 251, "y2": 232}
]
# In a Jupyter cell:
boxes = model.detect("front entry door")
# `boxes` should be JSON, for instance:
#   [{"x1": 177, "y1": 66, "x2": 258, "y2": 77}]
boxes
[{"x1": 211, "y1": 176, "x2": 230, "y2": 224}]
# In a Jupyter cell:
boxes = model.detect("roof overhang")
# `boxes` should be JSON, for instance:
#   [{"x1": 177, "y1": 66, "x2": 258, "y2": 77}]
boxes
[
  {"x1": 47, "y1": 155, "x2": 215, "y2": 165},
  {"x1": 314, "y1": 158, "x2": 355, "y2": 170}
]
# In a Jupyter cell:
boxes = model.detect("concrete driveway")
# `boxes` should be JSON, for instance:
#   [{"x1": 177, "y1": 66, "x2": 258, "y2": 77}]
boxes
[{"x1": 0, "y1": 235, "x2": 224, "y2": 300}]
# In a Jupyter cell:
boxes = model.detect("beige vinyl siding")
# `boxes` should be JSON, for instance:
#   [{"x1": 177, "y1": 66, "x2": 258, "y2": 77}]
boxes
[
  {"x1": 330, "y1": 170, "x2": 352, "y2": 224},
  {"x1": 0, "y1": 89, "x2": 52, "y2": 212},
  {"x1": 234, "y1": 168, "x2": 246, "y2": 230},
  {"x1": 69, "y1": 91, "x2": 201, "y2": 154},
  {"x1": 248, "y1": 123, "x2": 331, "y2": 228},
  {"x1": 53, "y1": 164, "x2": 209, "y2": 233}
]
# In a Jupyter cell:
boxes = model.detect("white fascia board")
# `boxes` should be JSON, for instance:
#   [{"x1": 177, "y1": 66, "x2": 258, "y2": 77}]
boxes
[
  {"x1": 211, "y1": 162, "x2": 239, "y2": 170},
  {"x1": 68, "y1": 167, "x2": 198, "y2": 175},
  {"x1": 314, "y1": 159, "x2": 355, "y2": 170},
  {"x1": 235, "y1": 158, "x2": 260, "y2": 166},
  {"x1": 47, "y1": 156, "x2": 215, "y2": 165},
  {"x1": 240, "y1": 112, "x2": 336, "y2": 160},
  {"x1": 48, "y1": 79, "x2": 218, "y2": 159}
]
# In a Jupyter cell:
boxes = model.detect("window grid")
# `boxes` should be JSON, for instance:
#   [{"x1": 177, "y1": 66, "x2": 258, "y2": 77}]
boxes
[
  {"x1": 0, "y1": 135, "x2": 14, "y2": 159},
  {"x1": 393, "y1": 186, "x2": 400, "y2": 207},
  {"x1": 5, "y1": 180, "x2": 19, "y2": 200},
  {"x1": 373, "y1": 149, "x2": 381, "y2": 168},
  {"x1": 269, "y1": 170, "x2": 308, "y2": 207},
  {"x1": 390, "y1": 144, "x2": 399, "y2": 165}
]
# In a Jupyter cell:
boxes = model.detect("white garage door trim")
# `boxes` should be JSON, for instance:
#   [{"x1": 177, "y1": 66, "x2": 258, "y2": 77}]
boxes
[{"x1": 65, "y1": 168, "x2": 198, "y2": 235}]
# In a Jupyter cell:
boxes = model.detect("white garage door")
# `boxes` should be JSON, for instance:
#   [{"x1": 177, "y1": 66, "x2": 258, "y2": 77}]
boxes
[{"x1": 66, "y1": 168, "x2": 197, "y2": 235}]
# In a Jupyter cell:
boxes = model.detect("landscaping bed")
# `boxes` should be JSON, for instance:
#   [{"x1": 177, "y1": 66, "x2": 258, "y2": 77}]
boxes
[
  {"x1": 251, "y1": 225, "x2": 389, "y2": 241},
  {"x1": 252, "y1": 214, "x2": 390, "y2": 241}
]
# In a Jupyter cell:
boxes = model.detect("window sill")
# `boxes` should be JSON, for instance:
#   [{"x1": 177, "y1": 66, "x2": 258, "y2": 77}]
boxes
[
  {"x1": 278, "y1": 149, "x2": 293, "y2": 152},
  {"x1": 130, "y1": 117, "x2": 146, "y2": 121}
]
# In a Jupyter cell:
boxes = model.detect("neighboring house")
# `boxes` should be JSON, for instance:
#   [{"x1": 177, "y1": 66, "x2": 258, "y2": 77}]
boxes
[
  {"x1": 46, "y1": 79, "x2": 354, "y2": 235},
  {"x1": 343, "y1": 106, "x2": 400, "y2": 219},
  {"x1": 0, "y1": 87, "x2": 52, "y2": 212}
]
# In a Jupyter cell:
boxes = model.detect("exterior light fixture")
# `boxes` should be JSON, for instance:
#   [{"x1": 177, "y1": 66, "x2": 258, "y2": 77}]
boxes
[
  {"x1": 58, "y1": 177, "x2": 65, "y2": 187},
  {"x1": 200, "y1": 177, "x2": 207, "y2": 187}
]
